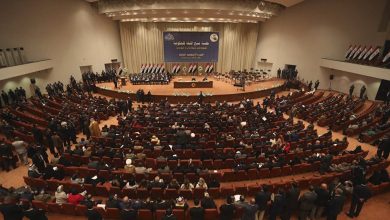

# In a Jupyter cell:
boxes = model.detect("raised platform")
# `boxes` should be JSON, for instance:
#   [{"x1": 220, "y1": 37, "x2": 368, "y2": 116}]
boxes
[{"x1": 96, "y1": 76, "x2": 285, "y2": 103}]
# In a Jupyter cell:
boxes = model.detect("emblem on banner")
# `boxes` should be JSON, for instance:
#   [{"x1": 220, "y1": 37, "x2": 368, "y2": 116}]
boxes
[
  {"x1": 210, "y1": 33, "x2": 218, "y2": 42},
  {"x1": 164, "y1": 33, "x2": 174, "y2": 41}
]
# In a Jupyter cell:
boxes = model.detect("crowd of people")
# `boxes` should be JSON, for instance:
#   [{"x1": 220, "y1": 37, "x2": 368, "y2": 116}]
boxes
[
  {"x1": 0, "y1": 75, "x2": 388, "y2": 220},
  {"x1": 129, "y1": 72, "x2": 172, "y2": 85}
]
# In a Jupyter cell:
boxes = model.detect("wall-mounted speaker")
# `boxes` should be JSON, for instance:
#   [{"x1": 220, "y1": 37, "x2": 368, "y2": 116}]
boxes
[{"x1": 330, "y1": 74, "x2": 334, "y2": 80}]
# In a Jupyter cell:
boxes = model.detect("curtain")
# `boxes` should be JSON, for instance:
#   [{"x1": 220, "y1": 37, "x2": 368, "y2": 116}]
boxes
[{"x1": 120, "y1": 22, "x2": 259, "y2": 73}]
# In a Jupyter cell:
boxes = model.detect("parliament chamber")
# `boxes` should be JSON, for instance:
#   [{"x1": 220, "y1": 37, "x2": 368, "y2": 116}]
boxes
[{"x1": 0, "y1": 0, "x2": 390, "y2": 220}]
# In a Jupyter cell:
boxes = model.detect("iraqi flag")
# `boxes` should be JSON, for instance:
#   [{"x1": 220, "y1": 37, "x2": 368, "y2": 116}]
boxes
[
  {"x1": 208, "y1": 64, "x2": 214, "y2": 73},
  {"x1": 352, "y1": 46, "x2": 364, "y2": 59},
  {"x1": 172, "y1": 64, "x2": 177, "y2": 73},
  {"x1": 359, "y1": 46, "x2": 371, "y2": 60},
  {"x1": 205, "y1": 63, "x2": 210, "y2": 73},
  {"x1": 160, "y1": 64, "x2": 165, "y2": 73},
  {"x1": 191, "y1": 64, "x2": 197, "y2": 73},
  {"x1": 176, "y1": 64, "x2": 181, "y2": 74},
  {"x1": 347, "y1": 46, "x2": 359, "y2": 59},
  {"x1": 151, "y1": 64, "x2": 157, "y2": 73},
  {"x1": 155, "y1": 64, "x2": 161, "y2": 73},
  {"x1": 363, "y1": 47, "x2": 375, "y2": 60},
  {"x1": 383, "y1": 51, "x2": 390, "y2": 63},
  {"x1": 345, "y1": 45, "x2": 354, "y2": 59},
  {"x1": 188, "y1": 63, "x2": 193, "y2": 73},
  {"x1": 369, "y1": 47, "x2": 381, "y2": 61},
  {"x1": 146, "y1": 63, "x2": 151, "y2": 73},
  {"x1": 140, "y1": 64, "x2": 145, "y2": 73}
]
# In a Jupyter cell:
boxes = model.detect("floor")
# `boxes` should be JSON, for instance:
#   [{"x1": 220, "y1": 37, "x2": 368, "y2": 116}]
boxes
[
  {"x1": 96, "y1": 76, "x2": 285, "y2": 96},
  {"x1": 1, "y1": 88, "x2": 389, "y2": 220}
]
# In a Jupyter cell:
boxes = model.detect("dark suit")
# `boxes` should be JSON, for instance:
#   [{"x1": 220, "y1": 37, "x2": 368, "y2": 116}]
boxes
[
  {"x1": 348, "y1": 184, "x2": 371, "y2": 217},
  {"x1": 298, "y1": 191, "x2": 317, "y2": 220},
  {"x1": 282, "y1": 186, "x2": 300, "y2": 220},
  {"x1": 0, "y1": 203, "x2": 23, "y2": 220},
  {"x1": 219, "y1": 203, "x2": 235, "y2": 220},
  {"x1": 269, "y1": 193, "x2": 285, "y2": 220},
  {"x1": 327, "y1": 195, "x2": 345, "y2": 220}
]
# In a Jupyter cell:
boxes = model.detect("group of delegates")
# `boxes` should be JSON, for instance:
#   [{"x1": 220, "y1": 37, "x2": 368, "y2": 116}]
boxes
[
  {"x1": 135, "y1": 89, "x2": 152, "y2": 103},
  {"x1": 276, "y1": 67, "x2": 298, "y2": 80},
  {"x1": 45, "y1": 81, "x2": 64, "y2": 97},
  {"x1": 129, "y1": 72, "x2": 171, "y2": 85},
  {"x1": 81, "y1": 69, "x2": 117, "y2": 84},
  {"x1": 0, "y1": 87, "x2": 27, "y2": 107}
]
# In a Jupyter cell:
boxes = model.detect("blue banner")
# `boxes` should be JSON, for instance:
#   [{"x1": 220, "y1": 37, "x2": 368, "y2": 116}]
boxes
[{"x1": 163, "y1": 32, "x2": 219, "y2": 62}]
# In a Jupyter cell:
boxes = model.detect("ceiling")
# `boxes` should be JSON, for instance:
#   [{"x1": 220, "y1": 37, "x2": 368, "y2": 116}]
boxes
[{"x1": 85, "y1": 0, "x2": 305, "y2": 23}]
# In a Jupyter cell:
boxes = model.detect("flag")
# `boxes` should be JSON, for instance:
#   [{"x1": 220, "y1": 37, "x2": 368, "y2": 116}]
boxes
[
  {"x1": 363, "y1": 47, "x2": 375, "y2": 60},
  {"x1": 347, "y1": 46, "x2": 359, "y2": 60},
  {"x1": 345, "y1": 45, "x2": 354, "y2": 58},
  {"x1": 172, "y1": 64, "x2": 177, "y2": 73},
  {"x1": 208, "y1": 64, "x2": 214, "y2": 73},
  {"x1": 160, "y1": 64, "x2": 165, "y2": 73},
  {"x1": 369, "y1": 47, "x2": 381, "y2": 61},
  {"x1": 176, "y1": 64, "x2": 181, "y2": 74},
  {"x1": 352, "y1": 46, "x2": 364, "y2": 59},
  {"x1": 358, "y1": 46, "x2": 369, "y2": 60},
  {"x1": 151, "y1": 64, "x2": 156, "y2": 73},
  {"x1": 155, "y1": 64, "x2": 161, "y2": 73},
  {"x1": 383, "y1": 51, "x2": 390, "y2": 63},
  {"x1": 192, "y1": 64, "x2": 197, "y2": 73},
  {"x1": 188, "y1": 63, "x2": 193, "y2": 73},
  {"x1": 146, "y1": 63, "x2": 151, "y2": 73},
  {"x1": 205, "y1": 63, "x2": 210, "y2": 73},
  {"x1": 140, "y1": 64, "x2": 145, "y2": 73}
]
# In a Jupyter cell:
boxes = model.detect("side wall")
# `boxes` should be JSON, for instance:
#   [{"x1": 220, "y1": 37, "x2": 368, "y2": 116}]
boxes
[
  {"x1": 255, "y1": 0, "x2": 390, "y2": 100},
  {"x1": 0, "y1": 0, "x2": 123, "y2": 96}
]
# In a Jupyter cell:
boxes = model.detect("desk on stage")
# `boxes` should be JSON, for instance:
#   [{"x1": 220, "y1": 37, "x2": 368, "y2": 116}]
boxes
[{"x1": 173, "y1": 80, "x2": 213, "y2": 88}]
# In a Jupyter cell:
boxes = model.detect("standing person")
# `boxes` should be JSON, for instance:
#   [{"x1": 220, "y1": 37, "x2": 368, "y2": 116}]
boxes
[
  {"x1": 219, "y1": 196, "x2": 235, "y2": 220},
  {"x1": 327, "y1": 188, "x2": 345, "y2": 220},
  {"x1": 86, "y1": 203, "x2": 102, "y2": 220},
  {"x1": 282, "y1": 182, "x2": 300, "y2": 220},
  {"x1": 1, "y1": 90, "x2": 9, "y2": 105},
  {"x1": 298, "y1": 185, "x2": 317, "y2": 220},
  {"x1": 51, "y1": 132, "x2": 64, "y2": 155},
  {"x1": 0, "y1": 197, "x2": 24, "y2": 220},
  {"x1": 349, "y1": 84, "x2": 355, "y2": 97},
  {"x1": 189, "y1": 198, "x2": 205, "y2": 220},
  {"x1": 359, "y1": 85, "x2": 366, "y2": 99},
  {"x1": 308, "y1": 81, "x2": 313, "y2": 91},
  {"x1": 22, "y1": 202, "x2": 48, "y2": 220},
  {"x1": 346, "y1": 182, "x2": 372, "y2": 218},
  {"x1": 32, "y1": 124, "x2": 44, "y2": 145},
  {"x1": 269, "y1": 189, "x2": 285, "y2": 220},
  {"x1": 255, "y1": 185, "x2": 271, "y2": 220},
  {"x1": 386, "y1": 89, "x2": 390, "y2": 105},
  {"x1": 236, "y1": 197, "x2": 258, "y2": 220},
  {"x1": 376, "y1": 137, "x2": 390, "y2": 159},
  {"x1": 12, "y1": 137, "x2": 29, "y2": 165},
  {"x1": 89, "y1": 118, "x2": 101, "y2": 137},
  {"x1": 312, "y1": 183, "x2": 329, "y2": 219},
  {"x1": 314, "y1": 80, "x2": 320, "y2": 90}
]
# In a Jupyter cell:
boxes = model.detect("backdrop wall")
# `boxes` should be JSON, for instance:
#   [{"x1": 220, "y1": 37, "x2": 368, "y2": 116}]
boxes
[
  {"x1": 0, "y1": 0, "x2": 123, "y2": 96},
  {"x1": 255, "y1": 0, "x2": 390, "y2": 100},
  {"x1": 120, "y1": 22, "x2": 259, "y2": 73}
]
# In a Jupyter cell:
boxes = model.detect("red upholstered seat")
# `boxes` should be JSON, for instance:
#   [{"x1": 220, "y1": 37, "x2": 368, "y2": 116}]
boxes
[
  {"x1": 47, "y1": 202, "x2": 62, "y2": 213},
  {"x1": 205, "y1": 209, "x2": 219, "y2": 219},
  {"x1": 173, "y1": 209, "x2": 186, "y2": 220},
  {"x1": 106, "y1": 208, "x2": 120, "y2": 219},
  {"x1": 61, "y1": 203, "x2": 76, "y2": 215},
  {"x1": 75, "y1": 205, "x2": 87, "y2": 216},
  {"x1": 32, "y1": 200, "x2": 48, "y2": 211},
  {"x1": 164, "y1": 188, "x2": 179, "y2": 200},
  {"x1": 259, "y1": 168, "x2": 270, "y2": 179},
  {"x1": 95, "y1": 184, "x2": 109, "y2": 197}
]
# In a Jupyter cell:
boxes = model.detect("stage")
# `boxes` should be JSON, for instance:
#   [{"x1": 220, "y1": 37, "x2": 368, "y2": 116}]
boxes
[{"x1": 96, "y1": 76, "x2": 285, "y2": 103}]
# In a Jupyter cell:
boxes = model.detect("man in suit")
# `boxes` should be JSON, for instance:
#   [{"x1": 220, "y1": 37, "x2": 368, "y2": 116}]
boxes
[
  {"x1": 349, "y1": 84, "x2": 355, "y2": 97},
  {"x1": 346, "y1": 182, "x2": 372, "y2": 218},
  {"x1": 236, "y1": 198, "x2": 258, "y2": 220},
  {"x1": 376, "y1": 137, "x2": 390, "y2": 159},
  {"x1": 327, "y1": 188, "x2": 345, "y2": 220},
  {"x1": 298, "y1": 185, "x2": 317, "y2": 220},
  {"x1": 312, "y1": 183, "x2": 329, "y2": 219},
  {"x1": 282, "y1": 182, "x2": 300, "y2": 220},
  {"x1": 255, "y1": 185, "x2": 271, "y2": 220},
  {"x1": 190, "y1": 198, "x2": 205, "y2": 220},
  {"x1": 269, "y1": 189, "x2": 285, "y2": 220}
]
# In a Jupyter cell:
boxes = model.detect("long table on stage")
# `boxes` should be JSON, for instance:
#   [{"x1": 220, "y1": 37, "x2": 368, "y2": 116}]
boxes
[{"x1": 173, "y1": 80, "x2": 213, "y2": 88}]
